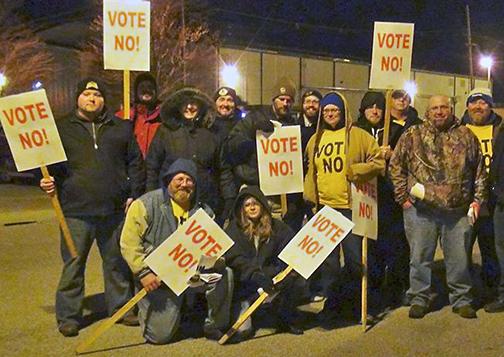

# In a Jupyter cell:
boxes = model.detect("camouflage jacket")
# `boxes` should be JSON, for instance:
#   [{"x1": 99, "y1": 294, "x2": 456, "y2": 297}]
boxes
[{"x1": 389, "y1": 117, "x2": 487, "y2": 212}]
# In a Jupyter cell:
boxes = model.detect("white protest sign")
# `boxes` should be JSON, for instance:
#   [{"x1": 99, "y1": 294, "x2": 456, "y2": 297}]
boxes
[
  {"x1": 351, "y1": 178, "x2": 378, "y2": 240},
  {"x1": 256, "y1": 125, "x2": 303, "y2": 195},
  {"x1": 145, "y1": 209, "x2": 234, "y2": 296},
  {"x1": 0, "y1": 89, "x2": 66, "y2": 171},
  {"x1": 369, "y1": 22, "x2": 414, "y2": 90},
  {"x1": 103, "y1": 1, "x2": 150, "y2": 71},
  {"x1": 278, "y1": 206, "x2": 354, "y2": 280}
]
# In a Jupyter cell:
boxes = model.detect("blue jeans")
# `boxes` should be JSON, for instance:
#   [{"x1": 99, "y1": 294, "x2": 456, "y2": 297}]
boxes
[
  {"x1": 493, "y1": 205, "x2": 504, "y2": 301},
  {"x1": 56, "y1": 214, "x2": 133, "y2": 326},
  {"x1": 403, "y1": 205, "x2": 473, "y2": 308},
  {"x1": 138, "y1": 267, "x2": 233, "y2": 344}
]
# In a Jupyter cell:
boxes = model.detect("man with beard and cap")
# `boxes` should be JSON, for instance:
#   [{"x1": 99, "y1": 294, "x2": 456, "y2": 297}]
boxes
[
  {"x1": 121, "y1": 158, "x2": 233, "y2": 344},
  {"x1": 304, "y1": 91, "x2": 384, "y2": 323},
  {"x1": 390, "y1": 95, "x2": 487, "y2": 319},
  {"x1": 224, "y1": 77, "x2": 299, "y2": 226},
  {"x1": 462, "y1": 87, "x2": 502, "y2": 308},
  {"x1": 356, "y1": 91, "x2": 415, "y2": 309},
  {"x1": 145, "y1": 87, "x2": 234, "y2": 224},
  {"x1": 117, "y1": 73, "x2": 161, "y2": 159},
  {"x1": 40, "y1": 78, "x2": 145, "y2": 337}
]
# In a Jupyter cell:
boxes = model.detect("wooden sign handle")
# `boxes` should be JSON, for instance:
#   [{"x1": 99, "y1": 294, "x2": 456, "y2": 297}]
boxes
[
  {"x1": 361, "y1": 235, "x2": 368, "y2": 332},
  {"x1": 219, "y1": 266, "x2": 294, "y2": 345},
  {"x1": 382, "y1": 90, "x2": 393, "y2": 147},
  {"x1": 123, "y1": 70, "x2": 130, "y2": 120},
  {"x1": 40, "y1": 166, "x2": 78, "y2": 258},
  {"x1": 280, "y1": 194, "x2": 288, "y2": 217},
  {"x1": 76, "y1": 288, "x2": 147, "y2": 354}
]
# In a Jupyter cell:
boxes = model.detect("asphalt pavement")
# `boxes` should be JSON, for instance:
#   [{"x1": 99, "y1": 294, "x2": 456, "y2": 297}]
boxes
[{"x1": 1, "y1": 184, "x2": 504, "y2": 357}]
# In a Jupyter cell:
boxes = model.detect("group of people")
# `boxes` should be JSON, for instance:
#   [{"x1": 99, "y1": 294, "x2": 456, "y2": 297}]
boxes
[{"x1": 39, "y1": 73, "x2": 504, "y2": 345}]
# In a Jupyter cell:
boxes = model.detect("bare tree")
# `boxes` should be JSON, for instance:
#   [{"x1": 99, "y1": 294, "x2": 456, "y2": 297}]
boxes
[{"x1": 80, "y1": 0, "x2": 218, "y2": 108}]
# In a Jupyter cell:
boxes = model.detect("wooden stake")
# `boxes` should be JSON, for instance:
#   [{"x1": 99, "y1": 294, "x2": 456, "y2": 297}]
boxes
[
  {"x1": 382, "y1": 90, "x2": 393, "y2": 147},
  {"x1": 75, "y1": 288, "x2": 147, "y2": 354},
  {"x1": 361, "y1": 235, "x2": 368, "y2": 332},
  {"x1": 40, "y1": 165, "x2": 77, "y2": 258},
  {"x1": 123, "y1": 70, "x2": 130, "y2": 120},
  {"x1": 280, "y1": 194, "x2": 288, "y2": 217},
  {"x1": 219, "y1": 266, "x2": 294, "y2": 345}
]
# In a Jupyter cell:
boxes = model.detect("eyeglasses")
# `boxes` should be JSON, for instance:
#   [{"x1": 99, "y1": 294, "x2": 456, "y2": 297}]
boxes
[{"x1": 323, "y1": 108, "x2": 341, "y2": 114}]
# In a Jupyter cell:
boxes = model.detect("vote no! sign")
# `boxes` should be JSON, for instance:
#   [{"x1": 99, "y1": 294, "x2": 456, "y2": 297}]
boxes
[
  {"x1": 256, "y1": 125, "x2": 304, "y2": 195},
  {"x1": 351, "y1": 178, "x2": 378, "y2": 240},
  {"x1": 0, "y1": 90, "x2": 66, "y2": 171},
  {"x1": 369, "y1": 22, "x2": 414, "y2": 90},
  {"x1": 145, "y1": 209, "x2": 234, "y2": 296},
  {"x1": 103, "y1": 1, "x2": 150, "y2": 71}
]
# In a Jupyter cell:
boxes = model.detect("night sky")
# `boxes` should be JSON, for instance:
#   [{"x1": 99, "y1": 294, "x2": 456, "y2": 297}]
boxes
[{"x1": 13, "y1": 0, "x2": 504, "y2": 101}]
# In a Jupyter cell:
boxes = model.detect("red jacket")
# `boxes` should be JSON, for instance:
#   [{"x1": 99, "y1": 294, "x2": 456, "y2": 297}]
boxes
[{"x1": 117, "y1": 104, "x2": 161, "y2": 159}]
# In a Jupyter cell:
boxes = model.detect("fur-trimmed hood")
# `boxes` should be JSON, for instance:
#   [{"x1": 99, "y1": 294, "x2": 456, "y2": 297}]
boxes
[{"x1": 160, "y1": 87, "x2": 216, "y2": 130}]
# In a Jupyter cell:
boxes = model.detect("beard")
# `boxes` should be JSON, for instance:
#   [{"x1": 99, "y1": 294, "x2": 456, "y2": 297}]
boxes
[{"x1": 172, "y1": 188, "x2": 193, "y2": 204}]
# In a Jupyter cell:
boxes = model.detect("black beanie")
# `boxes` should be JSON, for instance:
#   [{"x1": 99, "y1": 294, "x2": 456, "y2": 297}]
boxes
[
  {"x1": 214, "y1": 86, "x2": 238, "y2": 103},
  {"x1": 302, "y1": 90, "x2": 323, "y2": 103},
  {"x1": 75, "y1": 77, "x2": 107, "y2": 102},
  {"x1": 359, "y1": 91, "x2": 385, "y2": 114}
]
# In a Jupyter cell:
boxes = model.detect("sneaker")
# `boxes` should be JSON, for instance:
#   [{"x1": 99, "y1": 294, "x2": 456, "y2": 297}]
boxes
[
  {"x1": 58, "y1": 322, "x2": 79, "y2": 337},
  {"x1": 452, "y1": 305, "x2": 477, "y2": 319},
  {"x1": 203, "y1": 326, "x2": 224, "y2": 341},
  {"x1": 484, "y1": 300, "x2": 504, "y2": 313},
  {"x1": 408, "y1": 304, "x2": 426, "y2": 319},
  {"x1": 117, "y1": 312, "x2": 140, "y2": 326}
]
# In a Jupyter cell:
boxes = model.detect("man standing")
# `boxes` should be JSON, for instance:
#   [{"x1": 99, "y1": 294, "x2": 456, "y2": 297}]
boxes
[
  {"x1": 224, "y1": 77, "x2": 297, "y2": 222},
  {"x1": 390, "y1": 89, "x2": 420, "y2": 128},
  {"x1": 40, "y1": 78, "x2": 144, "y2": 336},
  {"x1": 117, "y1": 73, "x2": 162, "y2": 159},
  {"x1": 390, "y1": 95, "x2": 487, "y2": 319},
  {"x1": 462, "y1": 88, "x2": 502, "y2": 304},
  {"x1": 211, "y1": 86, "x2": 242, "y2": 146},
  {"x1": 120, "y1": 159, "x2": 232, "y2": 344}
]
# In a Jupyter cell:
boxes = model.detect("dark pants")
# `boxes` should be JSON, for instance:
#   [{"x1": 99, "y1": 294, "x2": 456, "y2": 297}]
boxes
[
  {"x1": 55, "y1": 214, "x2": 134, "y2": 326},
  {"x1": 469, "y1": 215, "x2": 499, "y2": 292}
]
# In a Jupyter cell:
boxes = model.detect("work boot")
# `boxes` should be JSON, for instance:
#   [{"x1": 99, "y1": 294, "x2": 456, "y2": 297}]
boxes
[
  {"x1": 58, "y1": 322, "x2": 79, "y2": 337},
  {"x1": 408, "y1": 304, "x2": 426, "y2": 319},
  {"x1": 452, "y1": 305, "x2": 477, "y2": 319},
  {"x1": 484, "y1": 300, "x2": 504, "y2": 313},
  {"x1": 117, "y1": 312, "x2": 140, "y2": 326},
  {"x1": 203, "y1": 326, "x2": 224, "y2": 341}
]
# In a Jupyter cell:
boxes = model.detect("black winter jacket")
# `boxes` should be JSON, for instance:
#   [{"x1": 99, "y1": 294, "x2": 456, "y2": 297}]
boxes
[
  {"x1": 225, "y1": 186, "x2": 294, "y2": 285},
  {"x1": 50, "y1": 110, "x2": 145, "y2": 217},
  {"x1": 145, "y1": 88, "x2": 234, "y2": 214}
]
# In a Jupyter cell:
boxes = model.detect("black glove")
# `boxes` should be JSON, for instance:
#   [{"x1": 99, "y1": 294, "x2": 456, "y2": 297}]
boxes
[
  {"x1": 275, "y1": 270, "x2": 299, "y2": 291},
  {"x1": 254, "y1": 118, "x2": 275, "y2": 133},
  {"x1": 251, "y1": 271, "x2": 276, "y2": 295}
]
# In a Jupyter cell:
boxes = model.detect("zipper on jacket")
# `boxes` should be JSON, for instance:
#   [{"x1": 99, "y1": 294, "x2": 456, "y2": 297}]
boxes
[{"x1": 92, "y1": 122, "x2": 98, "y2": 149}]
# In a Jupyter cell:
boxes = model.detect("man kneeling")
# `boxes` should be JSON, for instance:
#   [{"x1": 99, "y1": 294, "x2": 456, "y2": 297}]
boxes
[{"x1": 120, "y1": 158, "x2": 233, "y2": 344}]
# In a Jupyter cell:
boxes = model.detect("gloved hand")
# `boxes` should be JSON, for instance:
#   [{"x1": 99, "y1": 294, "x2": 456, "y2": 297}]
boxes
[
  {"x1": 275, "y1": 270, "x2": 299, "y2": 291},
  {"x1": 254, "y1": 118, "x2": 275, "y2": 133},
  {"x1": 251, "y1": 271, "x2": 276, "y2": 295},
  {"x1": 409, "y1": 183, "x2": 425, "y2": 200}
]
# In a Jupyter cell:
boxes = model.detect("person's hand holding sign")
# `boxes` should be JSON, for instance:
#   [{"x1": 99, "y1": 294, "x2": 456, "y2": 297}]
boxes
[
  {"x1": 140, "y1": 272, "x2": 161, "y2": 292},
  {"x1": 40, "y1": 176, "x2": 56, "y2": 197}
]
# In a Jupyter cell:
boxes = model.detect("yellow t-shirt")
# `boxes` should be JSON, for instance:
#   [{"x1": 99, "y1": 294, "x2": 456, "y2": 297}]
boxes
[
  {"x1": 466, "y1": 124, "x2": 493, "y2": 172},
  {"x1": 314, "y1": 128, "x2": 349, "y2": 209},
  {"x1": 171, "y1": 199, "x2": 189, "y2": 226}
]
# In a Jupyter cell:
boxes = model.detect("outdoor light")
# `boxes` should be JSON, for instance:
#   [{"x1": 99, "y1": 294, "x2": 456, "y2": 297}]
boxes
[
  {"x1": 221, "y1": 63, "x2": 240, "y2": 88},
  {"x1": 480, "y1": 55, "x2": 494, "y2": 87},
  {"x1": 0, "y1": 72, "x2": 8, "y2": 91},
  {"x1": 32, "y1": 80, "x2": 43, "y2": 90},
  {"x1": 403, "y1": 80, "x2": 417, "y2": 104}
]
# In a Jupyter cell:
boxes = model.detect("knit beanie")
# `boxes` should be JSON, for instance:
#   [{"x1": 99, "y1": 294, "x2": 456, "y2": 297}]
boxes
[
  {"x1": 301, "y1": 89, "x2": 323, "y2": 103},
  {"x1": 75, "y1": 77, "x2": 107, "y2": 102},
  {"x1": 359, "y1": 91, "x2": 385, "y2": 114},
  {"x1": 214, "y1": 86, "x2": 238, "y2": 103},
  {"x1": 467, "y1": 87, "x2": 493, "y2": 107},
  {"x1": 271, "y1": 77, "x2": 296, "y2": 101}
]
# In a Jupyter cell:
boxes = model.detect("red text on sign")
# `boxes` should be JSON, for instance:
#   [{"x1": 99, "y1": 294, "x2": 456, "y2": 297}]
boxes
[
  {"x1": 358, "y1": 202, "x2": 373, "y2": 219},
  {"x1": 185, "y1": 219, "x2": 223, "y2": 257},
  {"x1": 115, "y1": 35, "x2": 140, "y2": 52},
  {"x1": 260, "y1": 136, "x2": 298, "y2": 154},
  {"x1": 381, "y1": 56, "x2": 403, "y2": 72},
  {"x1": 19, "y1": 129, "x2": 49, "y2": 150},
  {"x1": 354, "y1": 182, "x2": 377, "y2": 200},
  {"x1": 107, "y1": 11, "x2": 146, "y2": 28},
  {"x1": 269, "y1": 160, "x2": 293, "y2": 177},
  {"x1": 3, "y1": 102, "x2": 48, "y2": 126},
  {"x1": 377, "y1": 33, "x2": 411, "y2": 49},
  {"x1": 298, "y1": 235, "x2": 324, "y2": 258},
  {"x1": 311, "y1": 214, "x2": 345, "y2": 243}
]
